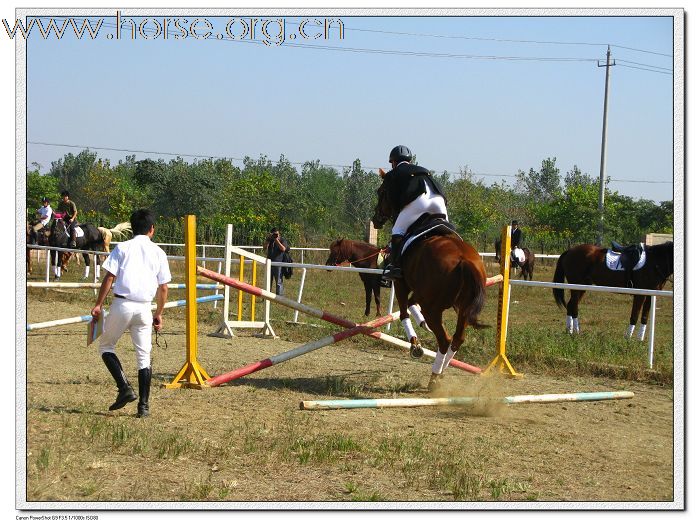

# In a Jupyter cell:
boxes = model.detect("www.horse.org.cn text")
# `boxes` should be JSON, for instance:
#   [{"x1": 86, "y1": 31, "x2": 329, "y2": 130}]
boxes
[{"x1": 2, "y1": 12, "x2": 345, "y2": 47}]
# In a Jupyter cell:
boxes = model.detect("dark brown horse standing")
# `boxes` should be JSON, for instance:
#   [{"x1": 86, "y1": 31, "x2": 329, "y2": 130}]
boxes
[
  {"x1": 553, "y1": 241, "x2": 673, "y2": 340},
  {"x1": 495, "y1": 239, "x2": 535, "y2": 280},
  {"x1": 372, "y1": 174, "x2": 487, "y2": 390},
  {"x1": 325, "y1": 239, "x2": 384, "y2": 317}
]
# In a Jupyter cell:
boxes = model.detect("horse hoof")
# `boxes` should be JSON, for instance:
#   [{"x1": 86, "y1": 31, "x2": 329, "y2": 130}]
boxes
[
  {"x1": 427, "y1": 373, "x2": 443, "y2": 393},
  {"x1": 410, "y1": 344, "x2": 424, "y2": 359}
]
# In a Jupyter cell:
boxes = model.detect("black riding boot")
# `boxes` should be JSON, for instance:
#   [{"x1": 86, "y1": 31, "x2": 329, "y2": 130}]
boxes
[
  {"x1": 383, "y1": 235, "x2": 405, "y2": 280},
  {"x1": 69, "y1": 230, "x2": 77, "y2": 248},
  {"x1": 137, "y1": 367, "x2": 152, "y2": 418},
  {"x1": 102, "y1": 353, "x2": 137, "y2": 411}
]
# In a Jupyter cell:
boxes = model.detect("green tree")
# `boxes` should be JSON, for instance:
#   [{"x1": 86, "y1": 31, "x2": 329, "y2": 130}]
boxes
[
  {"x1": 26, "y1": 169, "x2": 59, "y2": 215},
  {"x1": 343, "y1": 159, "x2": 378, "y2": 237},
  {"x1": 516, "y1": 157, "x2": 561, "y2": 203}
]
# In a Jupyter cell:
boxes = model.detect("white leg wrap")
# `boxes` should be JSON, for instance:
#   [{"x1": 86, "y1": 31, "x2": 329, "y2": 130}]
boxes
[
  {"x1": 637, "y1": 324, "x2": 647, "y2": 341},
  {"x1": 566, "y1": 316, "x2": 573, "y2": 334},
  {"x1": 439, "y1": 349, "x2": 457, "y2": 374},
  {"x1": 83, "y1": 266, "x2": 90, "y2": 279},
  {"x1": 625, "y1": 324, "x2": 635, "y2": 339},
  {"x1": 401, "y1": 318, "x2": 417, "y2": 341},
  {"x1": 408, "y1": 304, "x2": 425, "y2": 326},
  {"x1": 432, "y1": 351, "x2": 448, "y2": 374},
  {"x1": 572, "y1": 318, "x2": 580, "y2": 334}
]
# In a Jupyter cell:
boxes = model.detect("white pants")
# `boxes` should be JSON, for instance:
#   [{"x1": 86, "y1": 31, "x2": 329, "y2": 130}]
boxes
[
  {"x1": 392, "y1": 181, "x2": 448, "y2": 236},
  {"x1": 99, "y1": 298, "x2": 153, "y2": 370}
]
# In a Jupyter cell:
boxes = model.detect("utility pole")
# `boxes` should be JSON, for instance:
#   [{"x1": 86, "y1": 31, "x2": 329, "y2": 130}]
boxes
[{"x1": 596, "y1": 45, "x2": 615, "y2": 246}]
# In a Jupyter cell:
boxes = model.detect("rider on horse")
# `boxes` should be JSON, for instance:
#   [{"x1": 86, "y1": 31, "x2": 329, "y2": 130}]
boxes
[
  {"x1": 381, "y1": 145, "x2": 449, "y2": 280},
  {"x1": 56, "y1": 190, "x2": 79, "y2": 248},
  {"x1": 31, "y1": 196, "x2": 53, "y2": 238}
]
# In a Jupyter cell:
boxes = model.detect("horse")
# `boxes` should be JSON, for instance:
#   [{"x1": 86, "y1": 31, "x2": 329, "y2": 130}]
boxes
[
  {"x1": 325, "y1": 239, "x2": 384, "y2": 317},
  {"x1": 552, "y1": 241, "x2": 673, "y2": 340},
  {"x1": 48, "y1": 217, "x2": 132, "y2": 280},
  {"x1": 372, "y1": 174, "x2": 488, "y2": 391},
  {"x1": 494, "y1": 238, "x2": 535, "y2": 280}
]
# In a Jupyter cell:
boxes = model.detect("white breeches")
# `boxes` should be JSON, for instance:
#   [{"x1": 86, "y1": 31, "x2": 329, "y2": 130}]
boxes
[
  {"x1": 392, "y1": 182, "x2": 448, "y2": 236},
  {"x1": 99, "y1": 298, "x2": 153, "y2": 369}
]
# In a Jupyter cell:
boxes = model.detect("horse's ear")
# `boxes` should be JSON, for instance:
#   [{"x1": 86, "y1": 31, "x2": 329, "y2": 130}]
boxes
[{"x1": 379, "y1": 168, "x2": 386, "y2": 178}]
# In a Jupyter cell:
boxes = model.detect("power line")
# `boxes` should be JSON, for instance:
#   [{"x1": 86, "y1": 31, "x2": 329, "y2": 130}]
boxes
[
  {"x1": 27, "y1": 140, "x2": 672, "y2": 185},
  {"x1": 616, "y1": 59, "x2": 672, "y2": 71},
  {"x1": 617, "y1": 63, "x2": 672, "y2": 75}
]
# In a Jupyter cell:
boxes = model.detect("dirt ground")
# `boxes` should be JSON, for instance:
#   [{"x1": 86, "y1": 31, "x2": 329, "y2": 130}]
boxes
[{"x1": 23, "y1": 292, "x2": 676, "y2": 507}]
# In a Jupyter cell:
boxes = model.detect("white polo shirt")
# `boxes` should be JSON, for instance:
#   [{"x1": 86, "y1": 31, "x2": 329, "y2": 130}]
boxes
[
  {"x1": 102, "y1": 235, "x2": 171, "y2": 302},
  {"x1": 37, "y1": 205, "x2": 52, "y2": 226}
]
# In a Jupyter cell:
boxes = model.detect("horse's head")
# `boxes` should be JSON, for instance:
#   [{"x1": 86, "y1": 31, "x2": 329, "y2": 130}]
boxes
[
  {"x1": 371, "y1": 174, "x2": 393, "y2": 230},
  {"x1": 653, "y1": 241, "x2": 674, "y2": 281},
  {"x1": 49, "y1": 218, "x2": 69, "y2": 247},
  {"x1": 325, "y1": 239, "x2": 347, "y2": 267}
]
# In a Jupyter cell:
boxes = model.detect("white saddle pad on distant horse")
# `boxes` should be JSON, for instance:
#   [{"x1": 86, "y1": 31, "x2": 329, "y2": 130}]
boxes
[
  {"x1": 605, "y1": 249, "x2": 646, "y2": 271},
  {"x1": 73, "y1": 226, "x2": 84, "y2": 238},
  {"x1": 511, "y1": 248, "x2": 525, "y2": 264}
]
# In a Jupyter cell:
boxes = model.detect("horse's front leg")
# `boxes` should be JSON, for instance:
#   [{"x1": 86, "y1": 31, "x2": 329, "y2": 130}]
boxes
[
  {"x1": 626, "y1": 295, "x2": 645, "y2": 339},
  {"x1": 82, "y1": 253, "x2": 91, "y2": 280},
  {"x1": 372, "y1": 277, "x2": 381, "y2": 317},
  {"x1": 361, "y1": 276, "x2": 371, "y2": 316},
  {"x1": 635, "y1": 295, "x2": 652, "y2": 341}
]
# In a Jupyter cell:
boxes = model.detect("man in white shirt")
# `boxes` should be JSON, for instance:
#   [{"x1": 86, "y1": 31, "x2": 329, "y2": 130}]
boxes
[
  {"x1": 32, "y1": 197, "x2": 52, "y2": 233},
  {"x1": 91, "y1": 208, "x2": 171, "y2": 417}
]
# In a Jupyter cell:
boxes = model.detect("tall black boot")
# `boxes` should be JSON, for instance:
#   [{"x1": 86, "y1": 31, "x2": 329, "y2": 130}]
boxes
[
  {"x1": 101, "y1": 352, "x2": 137, "y2": 411},
  {"x1": 383, "y1": 235, "x2": 405, "y2": 280},
  {"x1": 137, "y1": 367, "x2": 151, "y2": 418}
]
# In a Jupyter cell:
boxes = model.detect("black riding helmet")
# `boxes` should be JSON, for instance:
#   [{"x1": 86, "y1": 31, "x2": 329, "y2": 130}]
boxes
[{"x1": 389, "y1": 145, "x2": 412, "y2": 163}]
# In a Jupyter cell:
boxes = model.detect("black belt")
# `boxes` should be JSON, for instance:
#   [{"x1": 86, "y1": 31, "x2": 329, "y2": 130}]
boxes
[{"x1": 114, "y1": 294, "x2": 127, "y2": 299}]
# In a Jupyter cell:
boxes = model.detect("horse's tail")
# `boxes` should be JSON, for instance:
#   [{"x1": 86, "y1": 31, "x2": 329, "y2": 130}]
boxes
[
  {"x1": 553, "y1": 250, "x2": 568, "y2": 309},
  {"x1": 456, "y1": 259, "x2": 488, "y2": 330},
  {"x1": 109, "y1": 222, "x2": 132, "y2": 240}
]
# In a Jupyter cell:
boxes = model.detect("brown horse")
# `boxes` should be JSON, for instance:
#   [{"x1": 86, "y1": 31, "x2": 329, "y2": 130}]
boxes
[
  {"x1": 372, "y1": 175, "x2": 488, "y2": 390},
  {"x1": 495, "y1": 239, "x2": 535, "y2": 280},
  {"x1": 553, "y1": 241, "x2": 673, "y2": 340},
  {"x1": 325, "y1": 239, "x2": 384, "y2": 317}
]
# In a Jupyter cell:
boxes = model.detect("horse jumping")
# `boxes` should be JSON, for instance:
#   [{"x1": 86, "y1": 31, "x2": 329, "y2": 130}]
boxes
[
  {"x1": 372, "y1": 175, "x2": 488, "y2": 390},
  {"x1": 552, "y1": 241, "x2": 673, "y2": 340},
  {"x1": 325, "y1": 239, "x2": 384, "y2": 317},
  {"x1": 48, "y1": 218, "x2": 132, "y2": 280}
]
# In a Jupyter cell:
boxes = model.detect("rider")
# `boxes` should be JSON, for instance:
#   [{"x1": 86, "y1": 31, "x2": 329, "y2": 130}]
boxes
[
  {"x1": 56, "y1": 190, "x2": 78, "y2": 248},
  {"x1": 511, "y1": 220, "x2": 522, "y2": 249},
  {"x1": 382, "y1": 145, "x2": 448, "y2": 280},
  {"x1": 32, "y1": 196, "x2": 53, "y2": 235}
]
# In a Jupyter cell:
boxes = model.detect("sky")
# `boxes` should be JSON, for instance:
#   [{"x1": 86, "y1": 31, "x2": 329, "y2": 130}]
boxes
[
  {"x1": 2, "y1": 0, "x2": 693, "y2": 523},
  {"x1": 22, "y1": 9, "x2": 675, "y2": 203}
]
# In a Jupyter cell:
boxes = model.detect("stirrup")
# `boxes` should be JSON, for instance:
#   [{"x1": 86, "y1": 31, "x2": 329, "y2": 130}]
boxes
[{"x1": 383, "y1": 265, "x2": 402, "y2": 280}]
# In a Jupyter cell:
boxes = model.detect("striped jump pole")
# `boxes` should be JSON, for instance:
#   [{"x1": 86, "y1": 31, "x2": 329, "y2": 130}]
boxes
[
  {"x1": 300, "y1": 390, "x2": 635, "y2": 410},
  {"x1": 197, "y1": 265, "x2": 482, "y2": 374},
  {"x1": 27, "y1": 282, "x2": 222, "y2": 290},
  {"x1": 207, "y1": 311, "x2": 399, "y2": 387},
  {"x1": 26, "y1": 294, "x2": 224, "y2": 331}
]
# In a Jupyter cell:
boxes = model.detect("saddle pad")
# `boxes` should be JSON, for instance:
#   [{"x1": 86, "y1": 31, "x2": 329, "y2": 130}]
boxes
[
  {"x1": 377, "y1": 252, "x2": 386, "y2": 267},
  {"x1": 402, "y1": 223, "x2": 461, "y2": 255},
  {"x1": 74, "y1": 226, "x2": 84, "y2": 238},
  {"x1": 512, "y1": 248, "x2": 525, "y2": 263},
  {"x1": 605, "y1": 249, "x2": 647, "y2": 271}
]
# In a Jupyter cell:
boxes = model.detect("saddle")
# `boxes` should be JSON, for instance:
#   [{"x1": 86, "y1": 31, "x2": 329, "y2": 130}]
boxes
[
  {"x1": 401, "y1": 213, "x2": 461, "y2": 256},
  {"x1": 611, "y1": 241, "x2": 643, "y2": 272}
]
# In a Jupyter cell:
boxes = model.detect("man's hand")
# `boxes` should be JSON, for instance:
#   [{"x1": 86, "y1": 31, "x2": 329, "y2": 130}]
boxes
[
  {"x1": 153, "y1": 314, "x2": 163, "y2": 332},
  {"x1": 91, "y1": 305, "x2": 102, "y2": 320}
]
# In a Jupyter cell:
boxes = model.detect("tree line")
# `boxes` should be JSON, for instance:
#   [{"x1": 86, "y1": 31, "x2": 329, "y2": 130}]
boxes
[{"x1": 26, "y1": 149, "x2": 673, "y2": 253}]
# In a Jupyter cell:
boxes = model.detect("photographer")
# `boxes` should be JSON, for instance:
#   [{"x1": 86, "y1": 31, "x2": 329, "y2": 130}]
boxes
[{"x1": 265, "y1": 227, "x2": 290, "y2": 296}]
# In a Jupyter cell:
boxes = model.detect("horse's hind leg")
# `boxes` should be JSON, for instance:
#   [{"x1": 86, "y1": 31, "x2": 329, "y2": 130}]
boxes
[
  {"x1": 421, "y1": 308, "x2": 453, "y2": 391},
  {"x1": 566, "y1": 290, "x2": 585, "y2": 334},
  {"x1": 82, "y1": 253, "x2": 91, "y2": 279}
]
